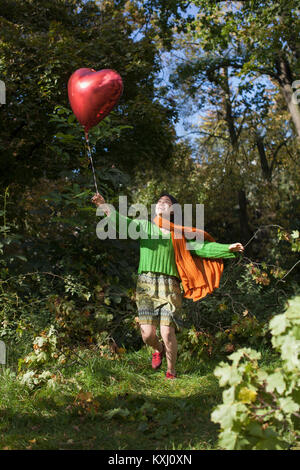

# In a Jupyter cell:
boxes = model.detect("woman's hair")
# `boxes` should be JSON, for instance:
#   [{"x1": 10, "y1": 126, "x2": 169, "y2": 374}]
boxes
[
  {"x1": 156, "y1": 191, "x2": 179, "y2": 223},
  {"x1": 157, "y1": 191, "x2": 179, "y2": 206}
]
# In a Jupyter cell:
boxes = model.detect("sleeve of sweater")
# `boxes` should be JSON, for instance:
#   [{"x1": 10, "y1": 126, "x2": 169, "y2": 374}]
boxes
[
  {"x1": 185, "y1": 239, "x2": 238, "y2": 259},
  {"x1": 104, "y1": 208, "x2": 148, "y2": 238}
]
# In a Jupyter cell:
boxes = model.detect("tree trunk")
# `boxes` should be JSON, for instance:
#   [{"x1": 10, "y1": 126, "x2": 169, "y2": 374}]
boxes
[
  {"x1": 238, "y1": 188, "x2": 252, "y2": 245},
  {"x1": 221, "y1": 67, "x2": 253, "y2": 245},
  {"x1": 275, "y1": 54, "x2": 300, "y2": 139},
  {"x1": 255, "y1": 133, "x2": 272, "y2": 181}
]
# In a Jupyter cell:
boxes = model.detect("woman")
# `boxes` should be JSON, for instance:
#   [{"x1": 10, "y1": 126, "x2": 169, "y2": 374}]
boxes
[{"x1": 92, "y1": 191, "x2": 244, "y2": 379}]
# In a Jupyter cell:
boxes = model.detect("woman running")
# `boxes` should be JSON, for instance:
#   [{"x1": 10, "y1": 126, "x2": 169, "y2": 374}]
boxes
[{"x1": 92, "y1": 191, "x2": 244, "y2": 379}]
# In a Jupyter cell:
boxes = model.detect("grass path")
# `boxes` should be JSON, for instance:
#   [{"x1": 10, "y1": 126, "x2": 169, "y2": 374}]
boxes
[{"x1": 0, "y1": 346, "x2": 280, "y2": 450}]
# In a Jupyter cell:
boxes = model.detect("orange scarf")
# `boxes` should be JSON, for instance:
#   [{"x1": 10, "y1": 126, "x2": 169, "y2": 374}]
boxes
[{"x1": 153, "y1": 214, "x2": 224, "y2": 302}]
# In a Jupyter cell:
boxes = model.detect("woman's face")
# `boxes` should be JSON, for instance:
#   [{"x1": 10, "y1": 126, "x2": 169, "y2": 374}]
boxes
[{"x1": 155, "y1": 195, "x2": 173, "y2": 216}]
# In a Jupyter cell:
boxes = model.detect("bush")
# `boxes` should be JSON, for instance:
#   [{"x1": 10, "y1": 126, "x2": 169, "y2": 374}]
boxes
[{"x1": 211, "y1": 295, "x2": 300, "y2": 450}]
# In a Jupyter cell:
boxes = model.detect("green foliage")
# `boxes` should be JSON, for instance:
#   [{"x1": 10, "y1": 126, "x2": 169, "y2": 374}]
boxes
[
  {"x1": 0, "y1": 0, "x2": 177, "y2": 190},
  {"x1": 211, "y1": 295, "x2": 300, "y2": 450},
  {"x1": 178, "y1": 314, "x2": 269, "y2": 363},
  {"x1": 0, "y1": 171, "x2": 141, "y2": 368},
  {"x1": 0, "y1": 2, "x2": 299, "y2": 419},
  {"x1": 0, "y1": 0, "x2": 187, "y2": 368},
  {"x1": 185, "y1": 0, "x2": 300, "y2": 87},
  {"x1": 18, "y1": 325, "x2": 63, "y2": 390},
  {"x1": 277, "y1": 227, "x2": 300, "y2": 253},
  {"x1": 49, "y1": 105, "x2": 134, "y2": 173},
  {"x1": 0, "y1": 347, "x2": 237, "y2": 450}
]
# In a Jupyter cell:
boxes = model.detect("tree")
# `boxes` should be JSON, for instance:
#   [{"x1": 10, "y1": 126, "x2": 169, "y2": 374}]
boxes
[
  {"x1": 150, "y1": 0, "x2": 300, "y2": 245},
  {"x1": 0, "y1": 0, "x2": 178, "y2": 192},
  {"x1": 184, "y1": 0, "x2": 300, "y2": 138}
]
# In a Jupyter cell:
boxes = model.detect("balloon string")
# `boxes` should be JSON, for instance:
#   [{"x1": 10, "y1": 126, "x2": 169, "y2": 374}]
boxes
[{"x1": 85, "y1": 131, "x2": 99, "y2": 194}]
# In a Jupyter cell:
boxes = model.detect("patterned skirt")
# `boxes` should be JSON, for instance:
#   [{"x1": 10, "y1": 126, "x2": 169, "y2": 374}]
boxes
[{"x1": 135, "y1": 271, "x2": 183, "y2": 330}]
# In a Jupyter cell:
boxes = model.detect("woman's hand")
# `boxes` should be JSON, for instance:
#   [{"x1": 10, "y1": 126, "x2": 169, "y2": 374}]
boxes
[
  {"x1": 91, "y1": 192, "x2": 106, "y2": 206},
  {"x1": 229, "y1": 242, "x2": 244, "y2": 253},
  {"x1": 91, "y1": 193, "x2": 111, "y2": 216}
]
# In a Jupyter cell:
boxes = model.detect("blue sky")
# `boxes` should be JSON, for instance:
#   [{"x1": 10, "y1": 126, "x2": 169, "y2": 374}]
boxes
[
  {"x1": 129, "y1": 3, "x2": 202, "y2": 142},
  {"x1": 160, "y1": 3, "x2": 201, "y2": 140}
]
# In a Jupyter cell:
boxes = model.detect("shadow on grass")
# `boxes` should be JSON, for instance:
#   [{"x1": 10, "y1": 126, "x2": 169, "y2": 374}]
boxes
[
  {"x1": 0, "y1": 367, "x2": 221, "y2": 451},
  {"x1": 0, "y1": 347, "x2": 280, "y2": 450}
]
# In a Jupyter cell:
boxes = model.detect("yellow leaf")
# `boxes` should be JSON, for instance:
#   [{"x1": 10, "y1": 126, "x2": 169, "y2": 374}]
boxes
[
  {"x1": 76, "y1": 392, "x2": 93, "y2": 402},
  {"x1": 238, "y1": 387, "x2": 257, "y2": 403}
]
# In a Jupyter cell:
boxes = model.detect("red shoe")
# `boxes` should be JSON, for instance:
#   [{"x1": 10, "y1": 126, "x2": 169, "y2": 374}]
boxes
[
  {"x1": 165, "y1": 371, "x2": 176, "y2": 379},
  {"x1": 152, "y1": 343, "x2": 165, "y2": 369}
]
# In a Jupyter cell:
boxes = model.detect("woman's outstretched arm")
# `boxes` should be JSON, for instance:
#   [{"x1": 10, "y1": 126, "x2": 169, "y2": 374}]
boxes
[
  {"x1": 91, "y1": 192, "x2": 146, "y2": 237},
  {"x1": 186, "y1": 239, "x2": 244, "y2": 259}
]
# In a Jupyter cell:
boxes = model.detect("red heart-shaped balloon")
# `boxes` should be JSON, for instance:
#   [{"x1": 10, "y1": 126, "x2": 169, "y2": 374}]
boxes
[{"x1": 68, "y1": 68, "x2": 123, "y2": 133}]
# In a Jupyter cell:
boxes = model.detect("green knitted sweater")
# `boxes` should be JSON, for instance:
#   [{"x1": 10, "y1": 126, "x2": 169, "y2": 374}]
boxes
[{"x1": 104, "y1": 208, "x2": 238, "y2": 279}]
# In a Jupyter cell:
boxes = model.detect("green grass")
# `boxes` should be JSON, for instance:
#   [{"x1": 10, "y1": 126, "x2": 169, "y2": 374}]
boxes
[{"x1": 0, "y1": 346, "x2": 281, "y2": 450}]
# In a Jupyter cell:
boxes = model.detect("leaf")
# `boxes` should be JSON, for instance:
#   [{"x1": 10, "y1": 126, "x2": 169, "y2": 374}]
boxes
[
  {"x1": 72, "y1": 191, "x2": 90, "y2": 199},
  {"x1": 104, "y1": 408, "x2": 130, "y2": 420},
  {"x1": 247, "y1": 422, "x2": 263, "y2": 438},
  {"x1": 238, "y1": 387, "x2": 257, "y2": 404},
  {"x1": 82, "y1": 292, "x2": 91, "y2": 301},
  {"x1": 36, "y1": 351, "x2": 48, "y2": 362},
  {"x1": 255, "y1": 424, "x2": 290, "y2": 450},
  {"x1": 35, "y1": 337, "x2": 46, "y2": 348},
  {"x1": 222, "y1": 386, "x2": 235, "y2": 404},
  {"x1": 285, "y1": 297, "x2": 300, "y2": 320},
  {"x1": 76, "y1": 392, "x2": 93, "y2": 402},
  {"x1": 276, "y1": 335, "x2": 299, "y2": 369},
  {"x1": 291, "y1": 230, "x2": 299, "y2": 239},
  {"x1": 257, "y1": 369, "x2": 268, "y2": 382},
  {"x1": 15, "y1": 255, "x2": 27, "y2": 262},
  {"x1": 293, "y1": 325, "x2": 300, "y2": 340},
  {"x1": 218, "y1": 429, "x2": 238, "y2": 450},
  {"x1": 269, "y1": 314, "x2": 288, "y2": 336},
  {"x1": 265, "y1": 371, "x2": 286, "y2": 394},
  {"x1": 214, "y1": 363, "x2": 242, "y2": 386},
  {"x1": 229, "y1": 348, "x2": 261, "y2": 365},
  {"x1": 211, "y1": 403, "x2": 238, "y2": 428},
  {"x1": 278, "y1": 397, "x2": 299, "y2": 414}
]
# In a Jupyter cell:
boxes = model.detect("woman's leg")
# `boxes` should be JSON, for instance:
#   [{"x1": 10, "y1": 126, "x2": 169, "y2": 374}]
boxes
[
  {"x1": 160, "y1": 325, "x2": 177, "y2": 375},
  {"x1": 140, "y1": 323, "x2": 163, "y2": 353}
]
